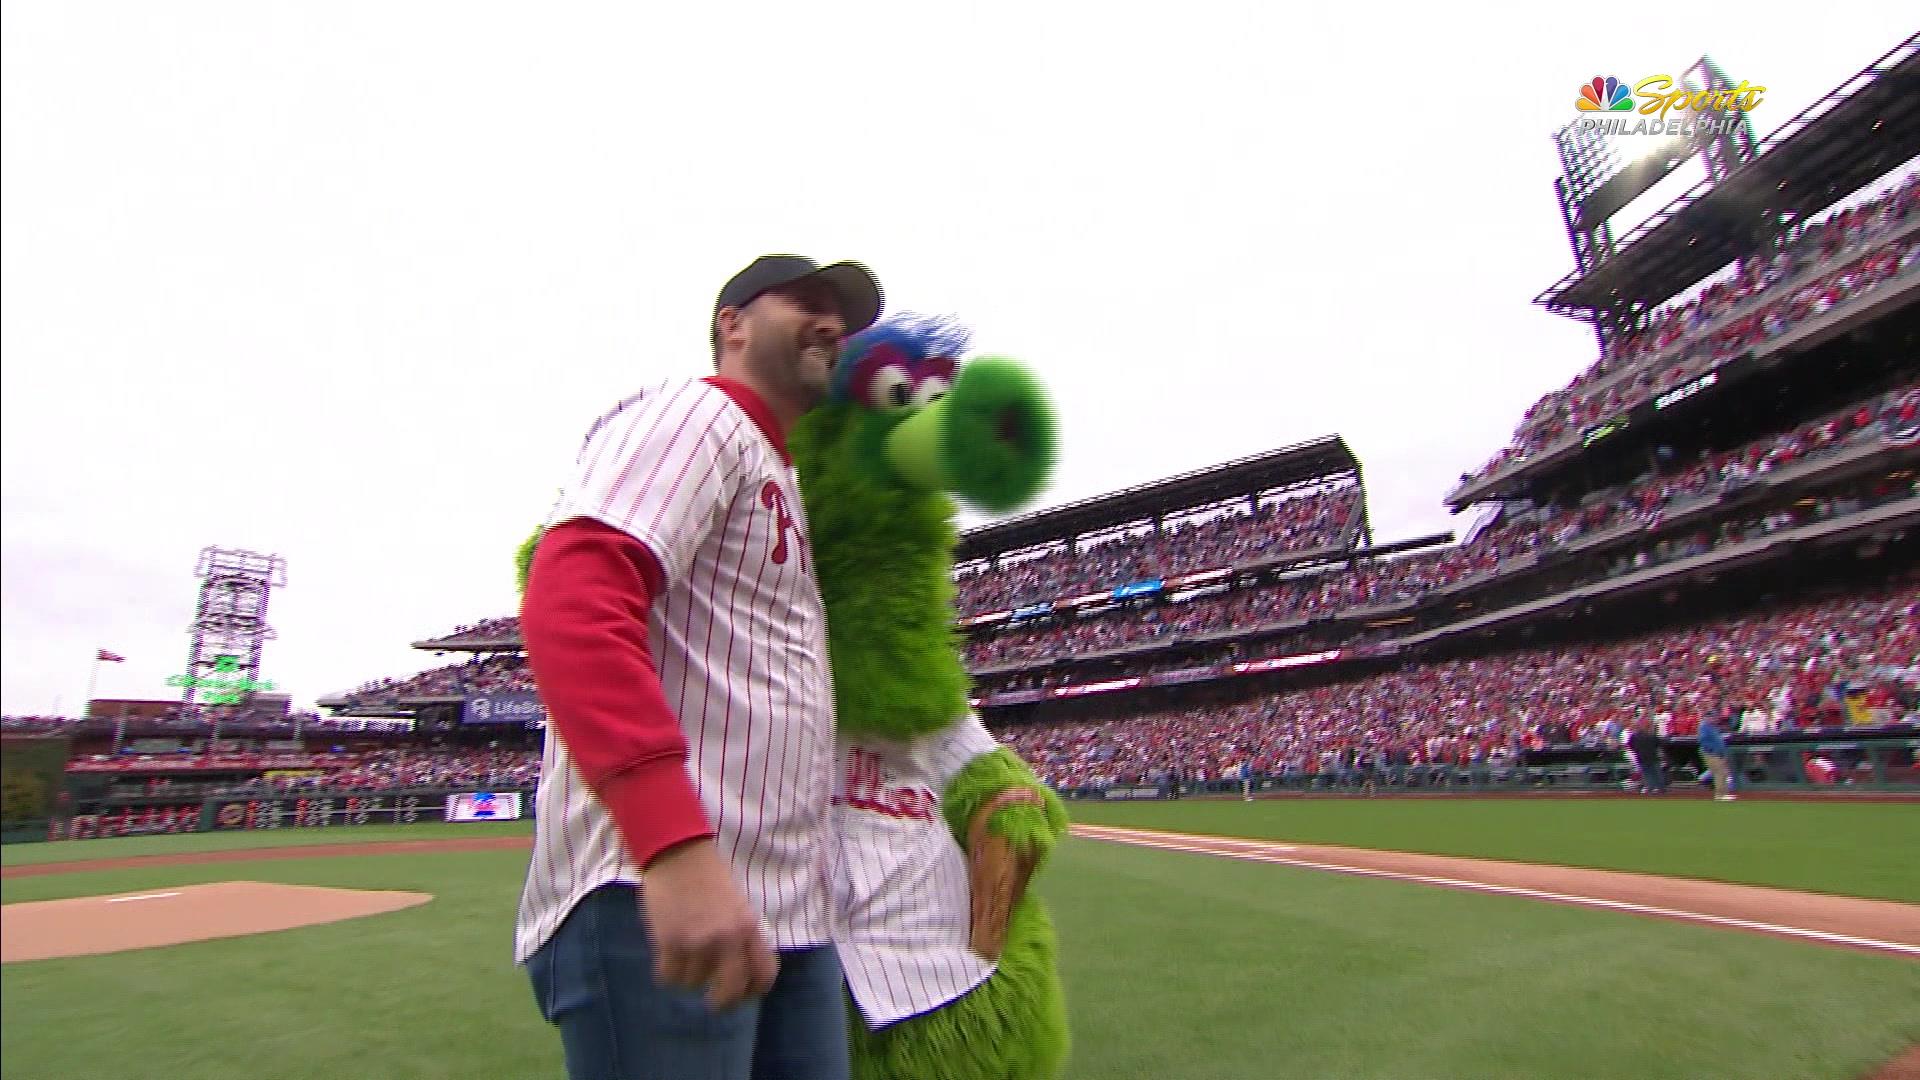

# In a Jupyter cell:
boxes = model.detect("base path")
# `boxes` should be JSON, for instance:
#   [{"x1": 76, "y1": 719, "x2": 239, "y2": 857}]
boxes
[
  {"x1": 1072, "y1": 824, "x2": 1920, "y2": 960},
  {"x1": 1, "y1": 881, "x2": 433, "y2": 963}
]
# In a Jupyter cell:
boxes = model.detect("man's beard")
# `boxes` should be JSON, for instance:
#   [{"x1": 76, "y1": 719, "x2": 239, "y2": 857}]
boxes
[{"x1": 751, "y1": 330, "x2": 835, "y2": 398}]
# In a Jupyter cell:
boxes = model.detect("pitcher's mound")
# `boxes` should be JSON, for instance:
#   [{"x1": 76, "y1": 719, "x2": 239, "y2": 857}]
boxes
[{"x1": 2, "y1": 881, "x2": 433, "y2": 963}]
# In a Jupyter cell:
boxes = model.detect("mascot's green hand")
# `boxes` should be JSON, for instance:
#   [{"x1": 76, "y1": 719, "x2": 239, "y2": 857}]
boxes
[
  {"x1": 990, "y1": 783, "x2": 1069, "y2": 859},
  {"x1": 945, "y1": 748, "x2": 1070, "y2": 867}
]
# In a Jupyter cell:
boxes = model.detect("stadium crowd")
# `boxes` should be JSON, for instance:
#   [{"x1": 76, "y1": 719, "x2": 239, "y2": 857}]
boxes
[
  {"x1": 965, "y1": 383, "x2": 1917, "y2": 670},
  {"x1": 1459, "y1": 173, "x2": 1919, "y2": 489},
  {"x1": 201, "y1": 748, "x2": 542, "y2": 795},
  {"x1": 3, "y1": 709, "x2": 338, "y2": 735},
  {"x1": 953, "y1": 482, "x2": 1360, "y2": 616},
  {"x1": 423, "y1": 616, "x2": 519, "y2": 643},
  {"x1": 327, "y1": 485, "x2": 1367, "y2": 705},
  {"x1": 305, "y1": 379, "x2": 1913, "y2": 700},
  {"x1": 315, "y1": 363, "x2": 1912, "y2": 703},
  {"x1": 993, "y1": 584, "x2": 1919, "y2": 790},
  {"x1": 332, "y1": 653, "x2": 534, "y2": 704}
]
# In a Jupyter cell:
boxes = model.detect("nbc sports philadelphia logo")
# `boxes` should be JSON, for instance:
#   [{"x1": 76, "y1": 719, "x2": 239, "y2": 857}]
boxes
[{"x1": 1573, "y1": 74, "x2": 1761, "y2": 137}]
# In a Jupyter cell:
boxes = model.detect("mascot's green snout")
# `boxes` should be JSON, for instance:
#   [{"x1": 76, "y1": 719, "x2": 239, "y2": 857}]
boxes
[{"x1": 877, "y1": 355, "x2": 1056, "y2": 515}]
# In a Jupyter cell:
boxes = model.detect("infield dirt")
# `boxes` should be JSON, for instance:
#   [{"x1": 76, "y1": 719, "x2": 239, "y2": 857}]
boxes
[{"x1": 1, "y1": 881, "x2": 433, "y2": 963}]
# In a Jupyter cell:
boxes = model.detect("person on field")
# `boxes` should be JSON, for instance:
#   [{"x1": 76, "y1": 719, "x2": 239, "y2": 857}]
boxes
[
  {"x1": 1697, "y1": 713, "x2": 1736, "y2": 801},
  {"x1": 514, "y1": 254, "x2": 884, "y2": 1080},
  {"x1": 1628, "y1": 718, "x2": 1667, "y2": 795}
]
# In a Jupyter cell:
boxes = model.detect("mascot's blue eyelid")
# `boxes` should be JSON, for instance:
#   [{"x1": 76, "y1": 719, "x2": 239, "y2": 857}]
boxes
[{"x1": 829, "y1": 314, "x2": 976, "y2": 405}]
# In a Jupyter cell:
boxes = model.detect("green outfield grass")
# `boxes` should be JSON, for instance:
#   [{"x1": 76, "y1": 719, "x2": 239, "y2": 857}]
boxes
[
  {"x1": 3, "y1": 823, "x2": 1917, "y2": 1080},
  {"x1": 1068, "y1": 797, "x2": 1920, "y2": 903},
  {"x1": 0, "y1": 820, "x2": 534, "y2": 868}
]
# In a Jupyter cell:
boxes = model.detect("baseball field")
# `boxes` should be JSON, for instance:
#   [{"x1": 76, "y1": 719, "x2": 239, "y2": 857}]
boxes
[{"x1": 3, "y1": 798, "x2": 1917, "y2": 1080}]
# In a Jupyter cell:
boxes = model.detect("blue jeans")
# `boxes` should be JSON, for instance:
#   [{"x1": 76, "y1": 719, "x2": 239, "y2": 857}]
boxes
[{"x1": 527, "y1": 884, "x2": 850, "y2": 1080}]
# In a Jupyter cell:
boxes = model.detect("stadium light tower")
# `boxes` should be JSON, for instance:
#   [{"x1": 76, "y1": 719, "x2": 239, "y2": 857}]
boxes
[
  {"x1": 181, "y1": 546, "x2": 286, "y2": 712},
  {"x1": 1547, "y1": 54, "x2": 1762, "y2": 354},
  {"x1": 1685, "y1": 56, "x2": 1760, "y2": 183}
]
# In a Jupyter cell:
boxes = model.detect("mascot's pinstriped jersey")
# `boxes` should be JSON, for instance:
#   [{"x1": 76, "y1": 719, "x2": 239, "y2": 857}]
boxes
[
  {"x1": 831, "y1": 713, "x2": 1004, "y2": 1024},
  {"x1": 789, "y1": 314, "x2": 1072, "y2": 1080}
]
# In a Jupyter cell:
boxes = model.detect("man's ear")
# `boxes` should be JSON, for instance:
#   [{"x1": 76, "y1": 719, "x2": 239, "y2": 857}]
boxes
[{"x1": 714, "y1": 305, "x2": 745, "y2": 357}]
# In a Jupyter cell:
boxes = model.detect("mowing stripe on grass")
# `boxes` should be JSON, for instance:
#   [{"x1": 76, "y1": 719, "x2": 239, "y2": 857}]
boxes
[
  {"x1": 2, "y1": 836, "x2": 532, "y2": 879},
  {"x1": 1073, "y1": 823, "x2": 1920, "y2": 960}
]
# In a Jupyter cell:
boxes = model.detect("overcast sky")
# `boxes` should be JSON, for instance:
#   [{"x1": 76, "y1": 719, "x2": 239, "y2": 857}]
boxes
[{"x1": 4, "y1": 3, "x2": 1915, "y2": 716}]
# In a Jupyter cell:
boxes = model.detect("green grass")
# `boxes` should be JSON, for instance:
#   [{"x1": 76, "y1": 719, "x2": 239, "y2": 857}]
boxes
[
  {"x1": 1047, "y1": 838, "x2": 1920, "y2": 1080},
  {"x1": 1068, "y1": 797, "x2": 1920, "y2": 903},
  {"x1": 3, "y1": 848, "x2": 556, "y2": 1080},
  {"x1": 4, "y1": 826, "x2": 1918, "y2": 1080},
  {"x1": 0, "y1": 820, "x2": 533, "y2": 867}
]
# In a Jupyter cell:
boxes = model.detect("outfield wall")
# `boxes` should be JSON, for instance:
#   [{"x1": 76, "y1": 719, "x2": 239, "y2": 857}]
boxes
[
  {"x1": 26, "y1": 786, "x2": 539, "y2": 843},
  {"x1": 1058, "y1": 731, "x2": 1920, "y2": 801},
  {"x1": 10, "y1": 732, "x2": 1914, "y2": 840}
]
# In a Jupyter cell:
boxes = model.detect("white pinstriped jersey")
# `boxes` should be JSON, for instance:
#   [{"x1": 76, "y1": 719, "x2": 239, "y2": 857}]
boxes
[
  {"x1": 513, "y1": 377, "x2": 836, "y2": 965},
  {"x1": 832, "y1": 713, "x2": 1004, "y2": 1029}
]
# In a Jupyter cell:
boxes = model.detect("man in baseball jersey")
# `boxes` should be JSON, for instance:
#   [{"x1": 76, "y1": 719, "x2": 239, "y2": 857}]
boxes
[{"x1": 514, "y1": 254, "x2": 884, "y2": 1080}]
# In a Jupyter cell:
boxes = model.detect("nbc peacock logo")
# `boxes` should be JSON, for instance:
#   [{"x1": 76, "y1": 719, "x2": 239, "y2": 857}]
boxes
[{"x1": 1577, "y1": 77, "x2": 1635, "y2": 112}]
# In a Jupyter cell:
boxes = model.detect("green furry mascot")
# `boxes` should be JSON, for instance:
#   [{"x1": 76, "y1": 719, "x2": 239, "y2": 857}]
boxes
[
  {"x1": 788, "y1": 314, "x2": 1070, "y2": 1080},
  {"x1": 510, "y1": 314, "x2": 1070, "y2": 1079}
]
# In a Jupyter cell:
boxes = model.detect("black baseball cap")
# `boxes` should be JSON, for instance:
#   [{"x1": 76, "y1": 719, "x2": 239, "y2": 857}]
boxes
[{"x1": 711, "y1": 255, "x2": 884, "y2": 347}]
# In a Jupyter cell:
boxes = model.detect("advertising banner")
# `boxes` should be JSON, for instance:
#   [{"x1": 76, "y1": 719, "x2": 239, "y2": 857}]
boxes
[
  {"x1": 445, "y1": 791, "x2": 524, "y2": 822},
  {"x1": 464, "y1": 691, "x2": 546, "y2": 725}
]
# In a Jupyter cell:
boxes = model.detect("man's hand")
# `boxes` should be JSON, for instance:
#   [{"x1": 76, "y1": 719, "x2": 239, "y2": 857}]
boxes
[{"x1": 641, "y1": 839, "x2": 779, "y2": 1010}]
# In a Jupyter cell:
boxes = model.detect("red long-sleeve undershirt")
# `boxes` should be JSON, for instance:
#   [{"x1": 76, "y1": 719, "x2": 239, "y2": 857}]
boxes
[{"x1": 518, "y1": 517, "x2": 715, "y2": 868}]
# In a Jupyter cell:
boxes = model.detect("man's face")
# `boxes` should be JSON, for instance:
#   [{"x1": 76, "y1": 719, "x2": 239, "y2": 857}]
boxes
[{"x1": 736, "y1": 278, "x2": 848, "y2": 403}]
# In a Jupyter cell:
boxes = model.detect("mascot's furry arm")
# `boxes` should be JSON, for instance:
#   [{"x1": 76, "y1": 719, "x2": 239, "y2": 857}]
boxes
[
  {"x1": 946, "y1": 748, "x2": 1072, "y2": 961},
  {"x1": 790, "y1": 313, "x2": 1072, "y2": 1079},
  {"x1": 515, "y1": 526, "x2": 541, "y2": 597},
  {"x1": 943, "y1": 747, "x2": 1072, "y2": 863}
]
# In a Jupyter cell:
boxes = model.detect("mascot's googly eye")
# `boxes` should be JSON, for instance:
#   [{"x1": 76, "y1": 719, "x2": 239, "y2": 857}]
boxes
[
  {"x1": 911, "y1": 375, "x2": 951, "y2": 407},
  {"x1": 863, "y1": 365, "x2": 915, "y2": 411}
]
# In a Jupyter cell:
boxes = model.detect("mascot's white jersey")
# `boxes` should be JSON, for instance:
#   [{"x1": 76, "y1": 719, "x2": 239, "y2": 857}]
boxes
[{"x1": 832, "y1": 713, "x2": 1003, "y2": 1028}]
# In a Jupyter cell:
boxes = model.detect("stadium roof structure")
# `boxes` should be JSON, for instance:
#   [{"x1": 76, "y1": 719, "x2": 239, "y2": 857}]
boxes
[
  {"x1": 409, "y1": 628, "x2": 519, "y2": 653},
  {"x1": 1536, "y1": 35, "x2": 1920, "y2": 316},
  {"x1": 954, "y1": 435, "x2": 1360, "y2": 563}
]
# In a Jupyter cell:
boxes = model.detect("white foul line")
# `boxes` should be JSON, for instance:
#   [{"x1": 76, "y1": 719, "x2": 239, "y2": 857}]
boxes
[
  {"x1": 1072, "y1": 825, "x2": 1296, "y2": 852},
  {"x1": 1071, "y1": 825, "x2": 1920, "y2": 960},
  {"x1": 105, "y1": 892, "x2": 181, "y2": 904}
]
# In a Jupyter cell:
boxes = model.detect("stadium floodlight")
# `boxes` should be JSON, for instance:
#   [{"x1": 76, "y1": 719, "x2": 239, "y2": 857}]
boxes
[
  {"x1": 181, "y1": 546, "x2": 286, "y2": 714},
  {"x1": 1544, "y1": 54, "x2": 1764, "y2": 354}
]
